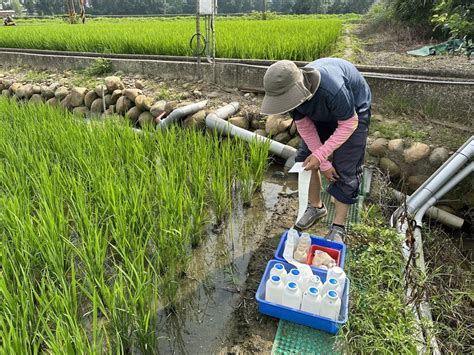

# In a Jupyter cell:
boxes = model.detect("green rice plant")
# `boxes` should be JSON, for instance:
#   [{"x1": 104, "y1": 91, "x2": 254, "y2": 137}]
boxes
[
  {"x1": 0, "y1": 16, "x2": 343, "y2": 61},
  {"x1": 0, "y1": 97, "x2": 269, "y2": 353}
]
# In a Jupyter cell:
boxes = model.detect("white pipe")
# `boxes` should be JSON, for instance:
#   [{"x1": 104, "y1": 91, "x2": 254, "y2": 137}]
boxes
[
  {"x1": 391, "y1": 189, "x2": 464, "y2": 229},
  {"x1": 205, "y1": 102, "x2": 297, "y2": 161},
  {"x1": 405, "y1": 136, "x2": 474, "y2": 214},
  {"x1": 415, "y1": 162, "x2": 474, "y2": 227},
  {"x1": 157, "y1": 100, "x2": 208, "y2": 129}
]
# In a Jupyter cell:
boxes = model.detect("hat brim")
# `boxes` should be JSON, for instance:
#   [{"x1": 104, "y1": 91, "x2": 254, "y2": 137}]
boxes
[{"x1": 261, "y1": 68, "x2": 321, "y2": 115}]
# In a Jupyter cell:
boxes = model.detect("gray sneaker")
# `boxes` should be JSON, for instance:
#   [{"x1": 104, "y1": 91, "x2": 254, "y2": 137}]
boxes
[
  {"x1": 325, "y1": 225, "x2": 346, "y2": 243},
  {"x1": 295, "y1": 204, "x2": 327, "y2": 230}
]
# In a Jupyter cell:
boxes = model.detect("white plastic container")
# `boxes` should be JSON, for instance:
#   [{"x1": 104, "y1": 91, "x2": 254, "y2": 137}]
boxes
[
  {"x1": 304, "y1": 274, "x2": 323, "y2": 292},
  {"x1": 265, "y1": 275, "x2": 284, "y2": 304},
  {"x1": 287, "y1": 268, "x2": 303, "y2": 286},
  {"x1": 322, "y1": 277, "x2": 343, "y2": 295},
  {"x1": 301, "y1": 287, "x2": 322, "y2": 315},
  {"x1": 319, "y1": 290, "x2": 341, "y2": 321},
  {"x1": 299, "y1": 232, "x2": 312, "y2": 248},
  {"x1": 327, "y1": 266, "x2": 346, "y2": 292},
  {"x1": 282, "y1": 281, "x2": 302, "y2": 309},
  {"x1": 270, "y1": 263, "x2": 288, "y2": 283},
  {"x1": 293, "y1": 245, "x2": 308, "y2": 263}
]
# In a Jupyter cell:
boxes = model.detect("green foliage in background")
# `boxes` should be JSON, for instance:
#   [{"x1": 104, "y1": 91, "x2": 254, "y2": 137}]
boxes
[
  {"x1": 0, "y1": 17, "x2": 342, "y2": 61},
  {"x1": 0, "y1": 97, "x2": 269, "y2": 352}
]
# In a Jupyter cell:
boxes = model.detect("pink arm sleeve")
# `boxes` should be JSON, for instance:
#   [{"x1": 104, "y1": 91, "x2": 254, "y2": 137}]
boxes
[
  {"x1": 295, "y1": 117, "x2": 333, "y2": 171},
  {"x1": 312, "y1": 113, "x2": 359, "y2": 165}
]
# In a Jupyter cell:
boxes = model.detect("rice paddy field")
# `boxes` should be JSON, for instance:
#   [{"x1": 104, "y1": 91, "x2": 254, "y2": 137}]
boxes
[
  {"x1": 0, "y1": 16, "x2": 345, "y2": 60},
  {"x1": 0, "y1": 97, "x2": 270, "y2": 353}
]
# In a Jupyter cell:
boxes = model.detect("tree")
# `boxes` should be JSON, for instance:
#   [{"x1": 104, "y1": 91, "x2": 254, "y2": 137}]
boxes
[{"x1": 293, "y1": 0, "x2": 322, "y2": 14}]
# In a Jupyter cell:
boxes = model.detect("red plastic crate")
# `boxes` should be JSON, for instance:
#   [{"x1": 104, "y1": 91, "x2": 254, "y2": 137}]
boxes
[{"x1": 306, "y1": 245, "x2": 341, "y2": 267}]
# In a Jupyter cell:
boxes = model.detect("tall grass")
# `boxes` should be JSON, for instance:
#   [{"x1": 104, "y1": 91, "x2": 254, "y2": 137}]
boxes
[
  {"x1": 0, "y1": 98, "x2": 269, "y2": 353},
  {"x1": 0, "y1": 17, "x2": 343, "y2": 60}
]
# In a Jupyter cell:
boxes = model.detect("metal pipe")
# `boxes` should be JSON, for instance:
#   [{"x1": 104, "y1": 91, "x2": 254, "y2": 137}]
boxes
[
  {"x1": 157, "y1": 100, "x2": 208, "y2": 129},
  {"x1": 205, "y1": 102, "x2": 297, "y2": 161}
]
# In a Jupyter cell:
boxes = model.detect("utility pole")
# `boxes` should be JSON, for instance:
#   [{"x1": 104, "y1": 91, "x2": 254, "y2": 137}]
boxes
[{"x1": 262, "y1": 0, "x2": 267, "y2": 19}]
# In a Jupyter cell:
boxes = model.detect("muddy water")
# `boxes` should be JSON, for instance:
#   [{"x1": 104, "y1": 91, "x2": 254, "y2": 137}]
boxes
[{"x1": 156, "y1": 168, "x2": 297, "y2": 354}]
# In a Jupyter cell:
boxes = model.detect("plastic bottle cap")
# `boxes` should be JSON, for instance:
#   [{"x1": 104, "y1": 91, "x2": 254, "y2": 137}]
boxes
[
  {"x1": 271, "y1": 275, "x2": 281, "y2": 282},
  {"x1": 288, "y1": 282, "x2": 297, "y2": 290},
  {"x1": 309, "y1": 287, "x2": 319, "y2": 295},
  {"x1": 329, "y1": 278, "x2": 338, "y2": 285},
  {"x1": 275, "y1": 263, "x2": 284, "y2": 270},
  {"x1": 328, "y1": 290, "x2": 338, "y2": 299},
  {"x1": 290, "y1": 269, "x2": 300, "y2": 276}
]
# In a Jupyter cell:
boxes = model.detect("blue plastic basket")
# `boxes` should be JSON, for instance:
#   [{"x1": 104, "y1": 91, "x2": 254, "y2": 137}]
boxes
[
  {"x1": 274, "y1": 230, "x2": 347, "y2": 272},
  {"x1": 256, "y1": 259, "x2": 350, "y2": 334}
]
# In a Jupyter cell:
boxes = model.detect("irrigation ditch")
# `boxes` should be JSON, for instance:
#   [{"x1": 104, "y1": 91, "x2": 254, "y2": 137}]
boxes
[{"x1": 0, "y1": 53, "x2": 472, "y2": 353}]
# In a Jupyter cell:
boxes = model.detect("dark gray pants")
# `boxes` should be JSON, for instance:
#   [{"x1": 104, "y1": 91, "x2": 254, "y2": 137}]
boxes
[{"x1": 295, "y1": 111, "x2": 370, "y2": 205}]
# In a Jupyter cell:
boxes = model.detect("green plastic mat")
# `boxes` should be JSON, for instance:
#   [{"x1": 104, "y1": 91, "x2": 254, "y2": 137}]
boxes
[{"x1": 271, "y1": 168, "x2": 372, "y2": 354}]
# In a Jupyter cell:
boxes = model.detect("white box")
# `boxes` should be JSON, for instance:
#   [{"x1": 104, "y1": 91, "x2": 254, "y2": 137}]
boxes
[{"x1": 199, "y1": 0, "x2": 215, "y2": 15}]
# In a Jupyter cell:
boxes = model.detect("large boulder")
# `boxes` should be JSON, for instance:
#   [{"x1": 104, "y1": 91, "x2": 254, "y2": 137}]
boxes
[
  {"x1": 138, "y1": 111, "x2": 155, "y2": 128},
  {"x1": 84, "y1": 91, "x2": 98, "y2": 109},
  {"x1": 103, "y1": 94, "x2": 112, "y2": 108},
  {"x1": 123, "y1": 88, "x2": 142, "y2": 103},
  {"x1": 41, "y1": 86, "x2": 55, "y2": 100},
  {"x1": 29, "y1": 94, "x2": 44, "y2": 104},
  {"x1": 9, "y1": 82, "x2": 22, "y2": 95},
  {"x1": 104, "y1": 76, "x2": 124, "y2": 92},
  {"x1": 55, "y1": 86, "x2": 69, "y2": 101},
  {"x1": 403, "y1": 142, "x2": 430, "y2": 163},
  {"x1": 407, "y1": 175, "x2": 428, "y2": 191},
  {"x1": 70, "y1": 87, "x2": 88, "y2": 107},
  {"x1": 116, "y1": 96, "x2": 132, "y2": 115},
  {"x1": 2, "y1": 89, "x2": 10, "y2": 97},
  {"x1": 110, "y1": 90, "x2": 122, "y2": 105},
  {"x1": 60, "y1": 94, "x2": 73, "y2": 110},
  {"x1": 73, "y1": 106, "x2": 90, "y2": 117},
  {"x1": 287, "y1": 136, "x2": 302, "y2": 149},
  {"x1": 274, "y1": 132, "x2": 291, "y2": 144},
  {"x1": 95, "y1": 84, "x2": 107, "y2": 98},
  {"x1": 90, "y1": 98, "x2": 104, "y2": 114},
  {"x1": 126, "y1": 106, "x2": 142, "y2": 123},
  {"x1": 32, "y1": 85, "x2": 41, "y2": 95},
  {"x1": 165, "y1": 101, "x2": 178, "y2": 114},
  {"x1": 254, "y1": 129, "x2": 267, "y2": 137},
  {"x1": 135, "y1": 80, "x2": 145, "y2": 90},
  {"x1": 182, "y1": 110, "x2": 207, "y2": 129},
  {"x1": 229, "y1": 116, "x2": 249, "y2": 130},
  {"x1": 388, "y1": 138, "x2": 404, "y2": 153},
  {"x1": 251, "y1": 117, "x2": 266, "y2": 130},
  {"x1": 368, "y1": 138, "x2": 388, "y2": 157},
  {"x1": 379, "y1": 157, "x2": 400, "y2": 178},
  {"x1": 16, "y1": 84, "x2": 34, "y2": 99},
  {"x1": 150, "y1": 100, "x2": 167, "y2": 117},
  {"x1": 46, "y1": 97, "x2": 59, "y2": 106},
  {"x1": 429, "y1": 147, "x2": 449, "y2": 167},
  {"x1": 135, "y1": 95, "x2": 152, "y2": 111},
  {"x1": 265, "y1": 114, "x2": 292, "y2": 136}
]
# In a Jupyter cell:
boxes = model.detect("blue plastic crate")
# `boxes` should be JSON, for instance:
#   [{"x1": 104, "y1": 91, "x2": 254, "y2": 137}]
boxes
[
  {"x1": 256, "y1": 259, "x2": 350, "y2": 334},
  {"x1": 274, "y1": 230, "x2": 346, "y2": 272}
]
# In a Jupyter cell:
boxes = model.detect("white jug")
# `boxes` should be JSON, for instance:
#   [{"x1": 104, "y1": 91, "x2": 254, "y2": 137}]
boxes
[
  {"x1": 322, "y1": 277, "x2": 343, "y2": 295},
  {"x1": 327, "y1": 266, "x2": 346, "y2": 293},
  {"x1": 319, "y1": 290, "x2": 341, "y2": 321},
  {"x1": 265, "y1": 275, "x2": 284, "y2": 304},
  {"x1": 282, "y1": 281, "x2": 302, "y2": 310},
  {"x1": 270, "y1": 263, "x2": 287, "y2": 283},
  {"x1": 287, "y1": 268, "x2": 303, "y2": 286},
  {"x1": 301, "y1": 287, "x2": 322, "y2": 315}
]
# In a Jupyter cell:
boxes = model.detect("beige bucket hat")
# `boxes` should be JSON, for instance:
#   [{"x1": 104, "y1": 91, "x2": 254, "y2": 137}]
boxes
[{"x1": 261, "y1": 60, "x2": 321, "y2": 115}]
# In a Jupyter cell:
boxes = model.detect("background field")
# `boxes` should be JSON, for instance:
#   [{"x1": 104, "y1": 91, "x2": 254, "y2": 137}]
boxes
[{"x1": 0, "y1": 16, "x2": 345, "y2": 60}]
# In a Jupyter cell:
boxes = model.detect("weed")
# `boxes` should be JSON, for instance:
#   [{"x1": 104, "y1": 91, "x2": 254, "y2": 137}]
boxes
[
  {"x1": 84, "y1": 58, "x2": 113, "y2": 76},
  {"x1": 24, "y1": 70, "x2": 49, "y2": 82}
]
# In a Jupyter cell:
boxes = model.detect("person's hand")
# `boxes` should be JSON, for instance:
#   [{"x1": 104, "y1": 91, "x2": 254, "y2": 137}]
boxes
[
  {"x1": 321, "y1": 167, "x2": 340, "y2": 183},
  {"x1": 303, "y1": 155, "x2": 320, "y2": 171}
]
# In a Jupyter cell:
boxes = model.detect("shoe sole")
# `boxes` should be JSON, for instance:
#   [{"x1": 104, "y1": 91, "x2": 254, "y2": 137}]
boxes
[{"x1": 295, "y1": 210, "x2": 328, "y2": 230}]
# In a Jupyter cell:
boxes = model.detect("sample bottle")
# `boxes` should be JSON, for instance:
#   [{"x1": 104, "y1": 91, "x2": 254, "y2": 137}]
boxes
[
  {"x1": 305, "y1": 274, "x2": 323, "y2": 292},
  {"x1": 322, "y1": 277, "x2": 342, "y2": 295},
  {"x1": 293, "y1": 245, "x2": 308, "y2": 263},
  {"x1": 301, "y1": 287, "x2": 322, "y2": 315},
  {"x1": 299, "y1": 232, "x2": 312, "y2": 248},
  {"x1": 282, "y1": 281, "x2": 302, "y2": 309},
  {"x1": 327, "y1": 267, "x2": 346, "y2": 293},
  {"x1": 319, "y1": 290, "x2": 342, "y2": 321},
  {"x1": 265, "y1": 275, "x2": 284, "y2": 304},
  {"x1": 270, "y1": 263, "x2": 288, "y2": 283},
  {"x1": 287, "y1": 268, "x2": 303, "y2": 286}
]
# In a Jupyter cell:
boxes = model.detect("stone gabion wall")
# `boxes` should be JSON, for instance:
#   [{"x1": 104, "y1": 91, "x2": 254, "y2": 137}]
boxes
[{"x1": 0, "y1": 76, "x2": 183, "y2": 128}]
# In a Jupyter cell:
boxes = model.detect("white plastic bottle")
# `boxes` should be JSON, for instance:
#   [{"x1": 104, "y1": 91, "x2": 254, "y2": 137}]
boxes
[
  {"x1": 327, "y1": 267, "x2": 346, "y2": 293},
  {"x1": 293, "y1": 245, "x2": 308, "y2": 263},
  {"x1": 287, "y1": 268, "x2": 303, "y2": 286},
  {"x1": 319, "y1": 290, "x2": 341, "y2": 321},
  {"x1": 301, "y1": 287, "x2": 322, "y2": 315},
  {"x1": 282, "y1": 281, "x2": 302, "y2": 309},
  {"x1": 270, "y1": 263, "x2": 288, "y2": 283},
  {"x1": 322, "y1": 277, "x2": 343, "y2": 295},
  {"x1": 265, "y1": 275, "x2": 284, "y2": 304},
  {"x1": 299, "y1": 232, "x2": 312, "y2": 248},
  {"x1": 304, "y1": 274, "x2": 323, "y2": 292}
]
